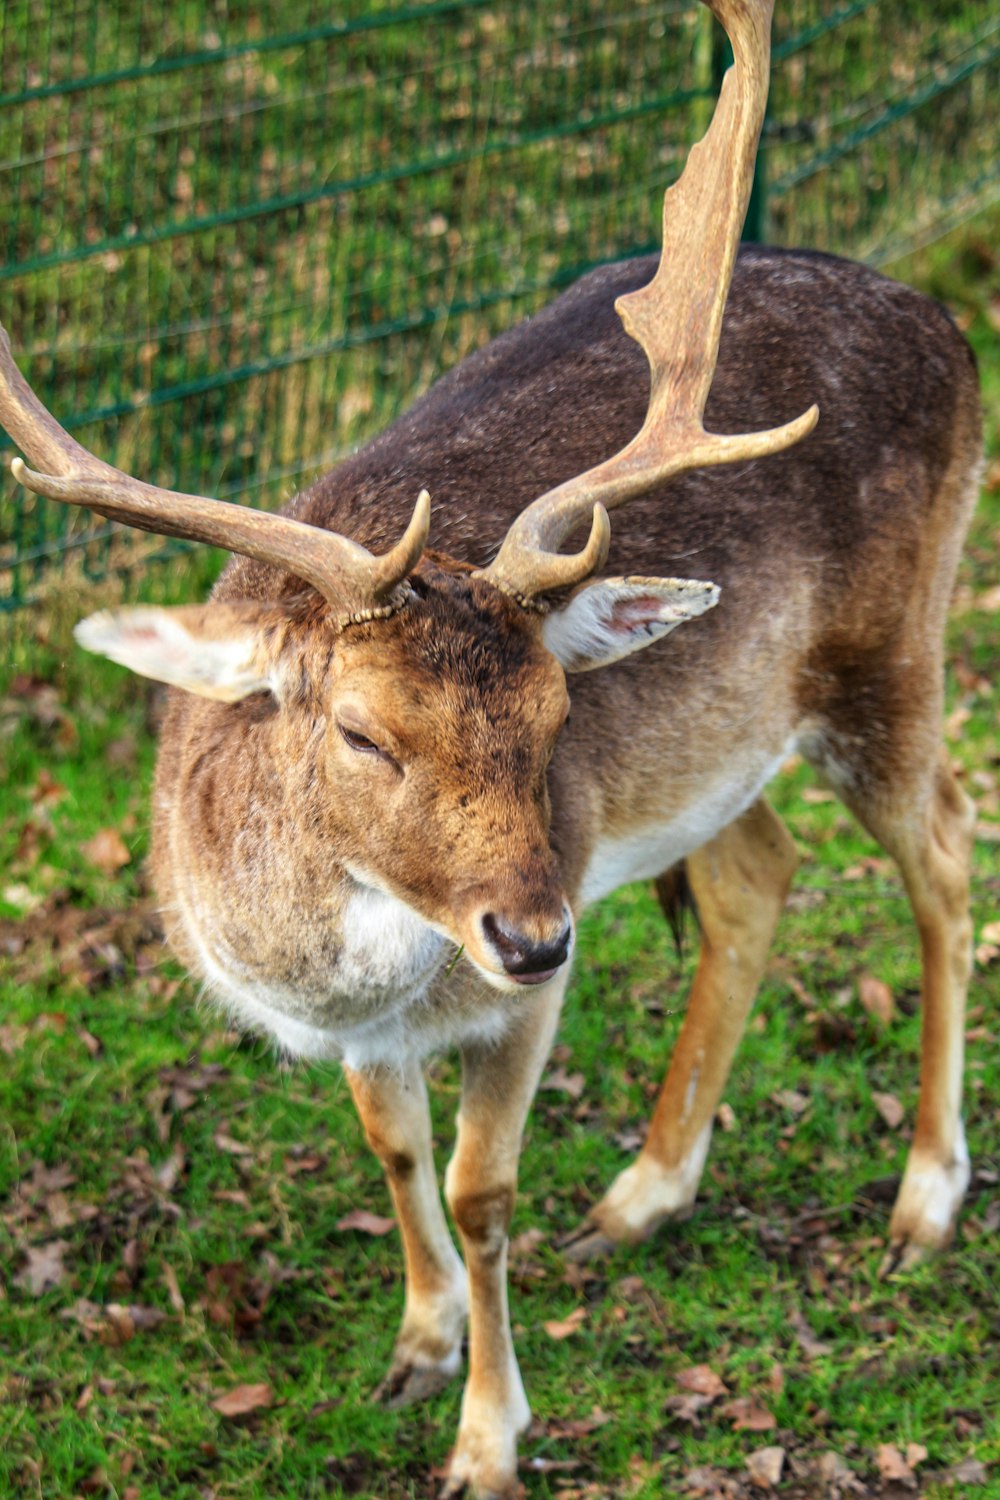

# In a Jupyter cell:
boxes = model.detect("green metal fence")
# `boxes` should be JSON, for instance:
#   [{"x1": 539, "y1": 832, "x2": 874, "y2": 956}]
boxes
[{"x1": 1, "y1": 0, "x2": 996, "y2": 614}]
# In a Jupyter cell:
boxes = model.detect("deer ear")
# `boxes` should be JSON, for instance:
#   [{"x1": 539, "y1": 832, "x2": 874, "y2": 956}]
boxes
[
  {"x1": 74, "y1": 603, "x2": 284, "y2": 702},
  {"x1": 541, "y1": 576, "x2": 719, "y2": 674}
]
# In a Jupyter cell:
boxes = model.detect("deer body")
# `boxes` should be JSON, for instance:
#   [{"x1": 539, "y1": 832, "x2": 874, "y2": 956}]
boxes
[
  {"x1": 1, "y1": 1, "x2": 983, "y2": 1488},
  {"x1": 150, "y1": 246, "x2": 979, "y2": 1072}
]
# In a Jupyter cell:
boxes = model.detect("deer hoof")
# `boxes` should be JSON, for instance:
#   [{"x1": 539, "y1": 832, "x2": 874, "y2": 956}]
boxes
[
  {"x1": 880, "y1": 1139, "x2": 970, "y2": 1278},
  {"x1": 558, "y1": 1223, "x2": 618, "y2": 1263}
]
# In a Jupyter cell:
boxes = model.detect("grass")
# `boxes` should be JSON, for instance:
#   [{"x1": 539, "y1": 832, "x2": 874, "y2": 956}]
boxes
[{"x1": 1, "y1": 209, "x2": 999, "y2": 1499}]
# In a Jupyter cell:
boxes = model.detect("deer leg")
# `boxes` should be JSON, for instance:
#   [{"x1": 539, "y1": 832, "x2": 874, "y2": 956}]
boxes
[
  {"x1": 570, "y1": 797, "x2": 797, "y2": 1258},
  {"x1": 441, "y1": 982, "x2": 565, "y2": 1500},
  {"x1": 345, "y1": 1061, "x2": 468, "y2": 1406},
  {"x1": 837, "y1": 751, "x2": 975, "y2": 1272}
]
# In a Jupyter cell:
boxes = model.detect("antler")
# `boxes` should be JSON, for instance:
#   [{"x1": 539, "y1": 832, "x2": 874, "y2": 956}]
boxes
[
  {"x1": 0, "y1": 329, "x2": 429, "y2": 623},
  {"x1": 481, "y1": 0, "x2": 818, "y2": 602}
]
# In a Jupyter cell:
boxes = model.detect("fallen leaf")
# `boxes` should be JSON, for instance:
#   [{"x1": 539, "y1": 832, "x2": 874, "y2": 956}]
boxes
[
  {"x1": 213, "y1": 1129, "x2": 253, "y2": 1157},
  {"x1": 675, "y1": 1364, "x2": 727, "y2": 1398},
  {"x1": 872, "y1": 1091, "x2": 905, "y2": 1129},
  {"x1": 906, "y1": 1443, "x2": 928, "y2": 1468},
  {"x1": 716, "y1": 1102, "x2": 737, "y2": 1132},
  {"x1": 211, "y1": 1382, "x2": 274, "y2": 1418},
  {"x1": 543, "y1": 1306, "x2": 586, "y2": 1339},
  {"x1": 334, "y1": 1209, "x2": 395, "y2": 1236},
  {"x1": 664, "y1": 1391, "x2": 715, "y2": 1425},
  {"x1": 15, "y1": 1240, "x2": 70, "y2": 1296},
  {"x1": 858, "y1": 974, "x2": 894, "y2": 1026},
  {"x1": 936, "y1": 1456, "x2": 987, "y2": 1486},
  {"x1": 746, "y1": 1445, "x2": 785, "y2": 1488},
  {"x1": 980, "y1": 920, "x2": 1000, "y2": 944},
  {"x1": 80, "y1": 827, "x2": 131, "y2": 874},
  {"x1": 789, "y1": 1309, "x2": 832, "y2": 1359},
  {"x1": 721, "y1": 1396, "x2": 776, "y2": 1431},
  {"x1": 876, "y1": 1443, "x2": 917, "y2": 1488},
  {"x1": 540, "y1": 1066, "x2": 585, "y2": 1099},
  {"x1": 771, "y1": 1088, "x2": 810, "y2": 1116}
]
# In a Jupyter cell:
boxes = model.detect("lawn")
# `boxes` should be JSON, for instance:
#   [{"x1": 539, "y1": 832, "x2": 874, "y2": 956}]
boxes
[{"x1": 1, "y1": 211, "x2": 998, "y2": 1500}]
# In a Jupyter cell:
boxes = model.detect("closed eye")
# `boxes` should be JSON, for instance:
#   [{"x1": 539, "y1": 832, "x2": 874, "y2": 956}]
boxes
[{"x1": 340, "y1": 724, "x2": 381, "y2": 754}]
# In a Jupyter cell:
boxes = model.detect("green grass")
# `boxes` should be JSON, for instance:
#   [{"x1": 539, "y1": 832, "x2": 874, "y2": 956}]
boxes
[{"x1": 2, "y1": 207, "x2": 1000, "y2": 1500}]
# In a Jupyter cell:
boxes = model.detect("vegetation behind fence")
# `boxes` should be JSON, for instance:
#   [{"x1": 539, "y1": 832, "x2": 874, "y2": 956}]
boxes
[{"x1": 0, "y1": 0, "x2": 996, "y2": 614}]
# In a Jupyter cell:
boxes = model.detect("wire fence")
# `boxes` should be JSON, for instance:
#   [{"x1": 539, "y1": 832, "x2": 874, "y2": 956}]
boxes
[{"x1": 0, "y1": 0, "x2": 996, "y2": 614}]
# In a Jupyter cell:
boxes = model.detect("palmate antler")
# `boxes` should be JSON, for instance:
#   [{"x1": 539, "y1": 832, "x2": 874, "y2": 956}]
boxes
[
  {"x1": 0, "y1": 329, "x2": 429, "y2": 624},
  {"x1": 480, "y1": 0, "x2": 818, "y2": 602}
]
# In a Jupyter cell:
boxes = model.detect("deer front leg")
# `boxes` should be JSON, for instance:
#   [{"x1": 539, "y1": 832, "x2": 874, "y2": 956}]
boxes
[
  {"x1": 345, "y1": 1061, "x2": 468, "y2": 1406},
  {"x1": 569, "y1": 798, "x2": 797, "y2": 1257},
  {"x1": 441, "y1": 983, "x2": 565, "y2": 1499}
]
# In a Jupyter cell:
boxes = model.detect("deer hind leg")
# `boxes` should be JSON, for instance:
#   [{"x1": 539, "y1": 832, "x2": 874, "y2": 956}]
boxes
[
  {"x1": 571, "y1": 797, "x2": 798, "y2": 1257},
  {"x1": 441, "y1": 980, "x2": 565, "y2": 1500},
  {"x1": 345, "y1": 1061, "x2": 468, "y2": 1406},
  {"x1": 828, "y1": 749, "x2": 975, "y2": 1271}
]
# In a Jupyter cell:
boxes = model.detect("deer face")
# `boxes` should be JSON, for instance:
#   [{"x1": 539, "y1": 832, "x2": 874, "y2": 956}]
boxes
[
  {"x1": 319, "y1": 569, "x2": 574, "y2": 988},
  {"x1": 77, "y1": 559, "x2": 717, "y2": 998}
]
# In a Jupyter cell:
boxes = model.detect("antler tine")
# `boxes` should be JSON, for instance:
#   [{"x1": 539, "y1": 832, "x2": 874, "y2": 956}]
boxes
[
  {"x1": 482, "y1": 0, "x2": 818, "y2": 602},
  {"x1": 0, "y1": 328, "x2": 429, "y2": 621}
]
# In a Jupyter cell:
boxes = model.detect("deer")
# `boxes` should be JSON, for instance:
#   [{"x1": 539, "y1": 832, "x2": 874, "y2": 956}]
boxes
[{"x1": 0, "y1": 0, "x2": 982, "y2": 1493}]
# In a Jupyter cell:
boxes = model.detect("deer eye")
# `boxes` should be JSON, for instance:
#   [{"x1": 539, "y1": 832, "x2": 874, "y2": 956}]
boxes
[{"x1": 339, "y1": 724, "x2": 381, "y2": 755}]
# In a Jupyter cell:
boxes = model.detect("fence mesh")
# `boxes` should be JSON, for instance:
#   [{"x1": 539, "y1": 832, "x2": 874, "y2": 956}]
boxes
[{"x1": 1, "y1": 0, "x2": 996, "y2": 613}]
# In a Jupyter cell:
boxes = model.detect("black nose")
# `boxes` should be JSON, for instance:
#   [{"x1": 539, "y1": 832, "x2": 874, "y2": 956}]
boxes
[{"x1": 481, "y1": 912, "x2": 573, "y2": 978}]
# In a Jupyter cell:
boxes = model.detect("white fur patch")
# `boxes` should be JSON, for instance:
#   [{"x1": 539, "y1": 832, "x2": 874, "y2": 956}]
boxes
[
  {"x1": 580, "y1": 743, "x2": 793, "y2": 906},
  {"x1": 176, "y1": 877, "x2": 513, "y2": 1069}
]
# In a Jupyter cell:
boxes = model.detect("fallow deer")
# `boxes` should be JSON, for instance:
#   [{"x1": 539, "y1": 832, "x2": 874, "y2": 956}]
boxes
[{"x1": 0, "y1": 0, "x2": 982, "y2": 1493}]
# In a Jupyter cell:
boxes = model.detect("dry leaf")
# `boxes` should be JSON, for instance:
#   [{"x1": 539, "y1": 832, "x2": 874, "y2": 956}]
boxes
[
  {"x1": 80, "y1": 827, "x2": 131, "y2": 874},
  {"x1": 905, "y1": 1443, "x2": 928, "y2": 1468},
  {"x1": 746, "y1": 1446, "x2": 785, "y2": 1488},
  {"x1": 876, "y1": 1443, "x2": 917, "y2": 1488},
  {"x1": 543, "y1": 1306, "x2": 586, "y2": 1340},
  {"x1": 771, "y1": 1088, "x2": 810, "y2": 1116},
  {"x1": 858, "y1": 974, "x2": 894, "y2": 1026},
  {"x1": 980, "y1": 920, "x2": 1000, "y2": 944},
  {"x1": 541, "y1": 1066, "x2": 585, "y2": 1099},
  {"x1": 721, "y1": 1396, "x2": 776, "y2": 1431},
  {"x1": 716, "y1": 1102, "x2": 737, "y2": 1132},
  {"x1": 872, "y1": 1091, "x2": 905, "y2": 1130},
  {"x1": 789, "y1": 1309, "x2": 831, "y2": 1359},
  {"x1": 675, "y1": 1364, "x2": 727, "y2": 1398},
  {"x1": 15, "y1": 1240, "x2": 70, "y2": 1296},
  {"x1": 211, "y1": 1382, "x2": 274, "y2": 1418},
  {"x1": 213, "y1": 1129, "x2": 253, "y2": 1157},
  {"x1": 334, "y1": 1209, "x2": 395, "y2": 1236}
]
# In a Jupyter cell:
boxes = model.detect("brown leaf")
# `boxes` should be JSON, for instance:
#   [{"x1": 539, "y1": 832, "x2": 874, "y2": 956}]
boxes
[
  {"x1": 789, "y1": 1309, "x2": 832, "y2": 1359},
  {"x1": 213, "y1": 1129, "x2": 253, "y2": 1157},
  {"x1": 746, "y1": 1446, "x2": 785, "y2": 1488},
  {"x1": 771, "y1": 1088, "x2": 810, "y2": 1116},
  {"x1": 80, "y1": 827, "x2": 131, "y2": 874},
  {"x1": 936, "y1": 1457, "x2": 988, "y2": 1486},
  {"x1": 858, "y1": 974, "x2": 894, "y2": 1026},
  {"x1": 675, "y1": 1364, "x2": 727, "y2": 1398},
  {"x1": 211, "y1": 1381, "x2": 274, "y2": 1418},
  {"x1": 980, "y1": 920, "x2": 1000, "y2": 945},
  {"x1": 876, "y1": 1443, "x2": 917, "y2": 1488},
  {"x1": 334, "y1": 1209, "x2": 395, "y2": 1236},
  {"x1": 872, "y1": 1091, "x2": 905, "y2": 1130},
  {"x1": 543, "y1": 1306, "x2": 586, "y2": 1340},
  {"x1": 15, "y1": 1240, "x2": 70, "y2": 1296},
  {"x1": 721, "y1": 1396, "x2": 776, "y2": 1431},
  {"x1": 664, "y1": 1392, "x2": 715, "y2": 1425},
  {"x1": 905, "y1": 1443, "x2": 928, "y2": 1468},
  {"x1": 541, "y1": 1065, "x2": 585, "y2": 1099}
]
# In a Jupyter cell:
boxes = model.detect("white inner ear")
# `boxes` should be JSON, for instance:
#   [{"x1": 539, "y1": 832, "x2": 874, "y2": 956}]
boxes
[
  {"x1": 542, "y1": 575, "x2": 720, "y2": 673},
  {"x1": 74, "y1": 606, "x2": 278, "y2": 702}
]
